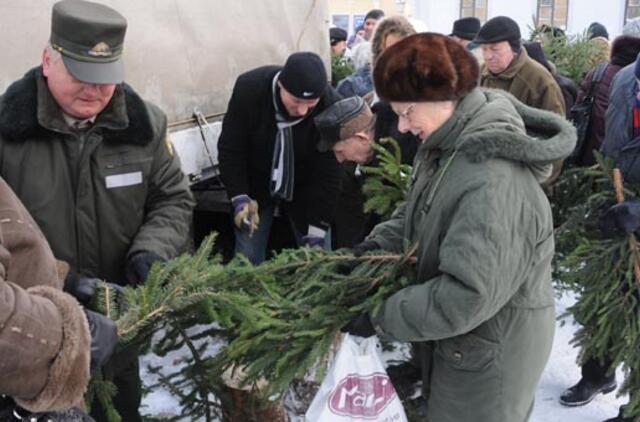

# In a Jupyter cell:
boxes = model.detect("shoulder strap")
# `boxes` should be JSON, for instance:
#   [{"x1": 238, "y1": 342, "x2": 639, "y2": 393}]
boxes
[
  {"x1": 592, "y1": 62, "x2": 608, "y2": 84},
  {"x1": 583, "y1": 62, "x2": 608, "y2": 100}
]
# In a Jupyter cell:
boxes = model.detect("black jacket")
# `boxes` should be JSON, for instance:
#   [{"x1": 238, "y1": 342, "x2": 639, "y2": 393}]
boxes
[{"x1": 218, "y1": 65, "x2": 342, "y2": 231}]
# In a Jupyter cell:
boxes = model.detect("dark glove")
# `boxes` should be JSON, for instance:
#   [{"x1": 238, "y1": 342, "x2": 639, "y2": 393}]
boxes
[
  {"x1": 64, "y1": 271, "x2": 124, "y2": 306},
  {"x1": 599, "y1": 198, "x2": 640, "y2": 238},
  {"x1": 231, "y1": 194, "x2": 260, "y2": 234},
  {"x1": 124, "y1": 251, "x2": 165, "y2": 286},
  {"x1": 352, "y1": 240, "x2": 380, "y2": 257},
  {"x1": 84, "y1": 310, "x2": 118, "y2": 372},
  {"x1": 341, "y1": 312, "x2": 376, "y2": 338}
]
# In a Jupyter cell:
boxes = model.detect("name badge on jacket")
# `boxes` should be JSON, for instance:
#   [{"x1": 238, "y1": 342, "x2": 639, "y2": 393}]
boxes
[{"x1": 105, "y1": 171, "x2": 143, "y2": 189}]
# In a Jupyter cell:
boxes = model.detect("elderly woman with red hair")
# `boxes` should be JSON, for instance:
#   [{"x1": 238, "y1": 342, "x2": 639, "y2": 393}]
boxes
[{"x1": 343, "y1": 33, "x2": 576, "y2": 421}]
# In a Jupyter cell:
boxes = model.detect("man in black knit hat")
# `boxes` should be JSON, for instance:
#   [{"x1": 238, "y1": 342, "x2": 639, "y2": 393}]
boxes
[{"x1": 218, "y1": 52, "x2": 342, "y2": 264}]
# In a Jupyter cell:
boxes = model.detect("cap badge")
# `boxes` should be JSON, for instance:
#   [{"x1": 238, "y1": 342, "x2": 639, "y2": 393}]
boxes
[
  {"x1": 88, "y1": 42, "x2": 112, "y2": 57},
  {"x1": 303, "y1": 91, "x2": 315, "y2": 97}
]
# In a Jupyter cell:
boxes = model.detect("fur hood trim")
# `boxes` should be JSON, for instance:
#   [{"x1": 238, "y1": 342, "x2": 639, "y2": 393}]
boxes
[{"x1": 458, "y1": 89, "x2": 576, "y2": 164}]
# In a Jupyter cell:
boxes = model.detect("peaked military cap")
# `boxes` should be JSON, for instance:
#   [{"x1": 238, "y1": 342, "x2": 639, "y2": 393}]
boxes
[{"x1": 50, "y1": 0, "x2": 127, "y2": 84}]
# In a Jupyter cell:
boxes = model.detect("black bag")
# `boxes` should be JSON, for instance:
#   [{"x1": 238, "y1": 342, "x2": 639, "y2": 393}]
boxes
[{"x1": 566, "y1": 62, "x2": 608, "y2": 166}]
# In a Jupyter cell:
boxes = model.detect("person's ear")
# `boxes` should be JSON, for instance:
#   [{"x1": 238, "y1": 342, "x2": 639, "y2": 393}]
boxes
[
  {"x1": 42, "y1": 48, "x2": 51, "y2": 77},
  {"x1": 355, "y1": 131, "x2": 371, "y2": 143}
]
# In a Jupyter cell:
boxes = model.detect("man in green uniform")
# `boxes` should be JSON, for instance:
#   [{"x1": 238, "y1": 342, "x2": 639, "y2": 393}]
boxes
[{"x1": 0, "y1": 1, "x2": 195, "y2": 420}]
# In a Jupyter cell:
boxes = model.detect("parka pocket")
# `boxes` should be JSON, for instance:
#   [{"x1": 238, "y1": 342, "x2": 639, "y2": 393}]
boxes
[
  {"x1": 428, "y1": 333, "x2": 503, "y2": 421},
  {"x1": 436, "y1": 332, "x2": 499, "y2": 372}
]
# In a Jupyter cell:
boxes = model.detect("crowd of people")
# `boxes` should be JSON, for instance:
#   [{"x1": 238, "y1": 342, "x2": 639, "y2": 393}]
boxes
[{"x1": 2, "y1": 0, "x2": 640, "y2": 421}]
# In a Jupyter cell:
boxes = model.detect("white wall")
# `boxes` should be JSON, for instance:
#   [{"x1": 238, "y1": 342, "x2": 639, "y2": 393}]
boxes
[
  {"x1": 411, "y1": 0, "x2": 627, "y2": 40},
  {"x1": 411, "y1": 0, "x2": 458, "y2": 34},
  {"x1": 567, "y1": 0, "x2": 624, "y2": 38},
  {"x1": 486, "y1": 0, "x2": 538, "y2": 38}
]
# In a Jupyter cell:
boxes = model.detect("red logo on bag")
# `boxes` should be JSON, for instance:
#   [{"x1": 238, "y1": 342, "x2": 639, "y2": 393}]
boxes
[{"x1": 328, "y1": 372, "x2": 397, "y2": 418}]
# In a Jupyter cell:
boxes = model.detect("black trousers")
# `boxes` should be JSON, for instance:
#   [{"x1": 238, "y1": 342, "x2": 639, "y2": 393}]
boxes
[
  {"x1": 581, "y1": 355, "x2": 615, "y2": 383},
  {"x1": 90, "y1": 354, "x2": 142, "y2": 422}
]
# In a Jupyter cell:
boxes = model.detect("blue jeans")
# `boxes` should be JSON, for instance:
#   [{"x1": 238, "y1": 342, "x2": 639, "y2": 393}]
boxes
[{"x1": 234, "y1": 204, "x2": 331, "y2": 265}]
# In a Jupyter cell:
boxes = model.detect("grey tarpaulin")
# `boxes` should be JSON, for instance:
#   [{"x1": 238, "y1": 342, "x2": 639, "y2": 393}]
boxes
[{"x1": 0, "y1": 0, "x2": 330, "y2": 123}]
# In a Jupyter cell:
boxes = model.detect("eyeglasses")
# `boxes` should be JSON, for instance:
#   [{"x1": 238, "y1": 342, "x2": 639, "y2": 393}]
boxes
[{"x1": 394, "y1": 103, "x2": 416, "y2": 120}]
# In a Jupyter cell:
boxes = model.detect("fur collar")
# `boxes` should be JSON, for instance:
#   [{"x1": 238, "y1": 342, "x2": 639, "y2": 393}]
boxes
[
  {"x1": 0, "y1": 67, "x2": 154, "y2": 145},
  {"x1": 457, "y1": 89, "x2": 576, "y2": 164}
]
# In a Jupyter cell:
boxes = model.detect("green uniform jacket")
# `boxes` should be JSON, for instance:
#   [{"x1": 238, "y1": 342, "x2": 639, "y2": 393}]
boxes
[
  {"x1": 0, "y1": 68, "x2": 195, "y2": 285},
  {"x1": 368, "y1": 89, "x2": 576, "y2": 422}
]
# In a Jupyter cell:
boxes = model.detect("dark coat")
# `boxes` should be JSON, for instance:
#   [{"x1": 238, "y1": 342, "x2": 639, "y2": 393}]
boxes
[
  {"x1": 0, "y1": 68, "x2": 194, "y2": 285},
  {"x1": 577, "y1": 35, "x2": 640, "y2": 165},
  {"x1": 218, "y1": 65, "x2": 342, "y2": 231},
  {"x1": 0, "y1": 177, "x2": 90, "y2": 413},
  {"x1": 576, "y1": 63, "x2": 622, "y2": 165},
  {"x1": 602, "y1": 63, "x2": 636, "y2": 160}
]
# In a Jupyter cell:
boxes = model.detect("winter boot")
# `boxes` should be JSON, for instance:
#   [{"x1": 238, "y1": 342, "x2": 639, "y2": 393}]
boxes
[
  {"x1": 559, "y1": 376, "x2": 617, "y2": 407},
  {"x1": 602, "y1": 405, "x2": 635, "y2": 422}
]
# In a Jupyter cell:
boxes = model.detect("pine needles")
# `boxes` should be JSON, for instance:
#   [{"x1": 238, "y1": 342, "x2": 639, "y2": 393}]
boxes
[{"x1": 91, "y1": 237, "x2": 416, "y2": 419}]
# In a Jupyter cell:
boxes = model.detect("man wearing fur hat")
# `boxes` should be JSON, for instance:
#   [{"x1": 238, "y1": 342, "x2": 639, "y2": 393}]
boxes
[
  {"x1": 0, "y1": 178, "x2": 118, "y2": 422},
  {"x1": 475, "y1": 16, "x2": 566, "y2": 189},
  {"x1": 0, "y1": 0, "x2": 195, "y2": 420},
  {"x1": 218, "y1": 52, "x2": 342, "y2": 264},
  {"x1": 342, "y1": 32, "x2": 576, "y2": 421}
]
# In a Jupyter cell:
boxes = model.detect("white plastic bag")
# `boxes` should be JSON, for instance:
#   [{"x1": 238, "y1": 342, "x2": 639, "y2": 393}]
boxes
[{"x1": 305, "y1": 334, "x2": 408, "y2": 422}]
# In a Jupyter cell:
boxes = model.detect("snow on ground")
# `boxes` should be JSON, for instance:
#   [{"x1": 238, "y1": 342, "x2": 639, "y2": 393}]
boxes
[
  {"x1": 530, "y1": 290, "x2": 627, "y2": 422},
  {"x1": 141, "y1": 290, "x2": 629, "y2": 421}
]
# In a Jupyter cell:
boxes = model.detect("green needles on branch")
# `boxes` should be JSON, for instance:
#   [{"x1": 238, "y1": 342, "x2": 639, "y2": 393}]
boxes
[{"x1": 91, "y1": 238, "x2": 417, "y2": 419}]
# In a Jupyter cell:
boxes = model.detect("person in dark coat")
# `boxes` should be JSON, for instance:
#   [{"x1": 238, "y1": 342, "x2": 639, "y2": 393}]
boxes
[
  {"x1": 218, "y1": 52, "x2": 342, "y2": 264},
  {"x1": 0, "y1": 2, "x2": 195, "y2": 420},
  {"x1": 572, "y1": 36, "x2": 640, "y2": 166},
  {"x1": 524, "y1": 41, "x2": 578, "y2": 120},
  {"x1": 560, "y1": 48, "x2": 640, "y2": 422},
  {"x1": 314, "y1": 97, "x2": 375, "y2": 248}
]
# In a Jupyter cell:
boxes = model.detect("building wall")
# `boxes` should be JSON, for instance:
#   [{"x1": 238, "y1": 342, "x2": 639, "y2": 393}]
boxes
[
  {"x1": 329, "y1": 0, "x2": 405, "y2": 33},
  {"x1": 409, "y1": 0, "x2": 627, "y2": 38},
  {"x1": 411, "y1": 0, "x2": 459, "y2": 34},
  {"x1": 567, "y1": 0, "x2": 625, "y2": 38}
]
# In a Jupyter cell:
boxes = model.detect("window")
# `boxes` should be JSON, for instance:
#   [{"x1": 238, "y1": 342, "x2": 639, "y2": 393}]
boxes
[
  {"x1": 460, "y1": 0, "x2": 487, "y2": 23},
  {"x1": 626, "y1": 0, "x2": 640, "y2": 24},
  {"x1": 332, "y1": 14, "x2": 349, "y2": 32},
  {"x1": 536, "y1": 0, "x2": 569, "y2": 30}
]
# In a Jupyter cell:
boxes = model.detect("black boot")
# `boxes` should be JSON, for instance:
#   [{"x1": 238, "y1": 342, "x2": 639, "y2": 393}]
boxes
[
  {"x1": 559, "y1": 376, "x2": 617, "y2": 407},
  {"x1": 603, "y1": 405, "x2": 635, "y2": 422}
]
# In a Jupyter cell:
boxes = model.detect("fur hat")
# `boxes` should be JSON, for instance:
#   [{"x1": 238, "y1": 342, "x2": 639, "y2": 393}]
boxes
[
  {"x1": 610, "y1": 35, "x2": 640, "y2": 67},
  {"x1": 373, "y1": 32, "x2": 479, "y2": 102},
  {"x1": 588, "y1": 22, "x2": 609, "y2": 40},
  {"x1": 450, "y1": 17, "x2": 481, "y2": 41},
  {"x1": 371, "y1": 15, "x2": 416, "y2": 63}
]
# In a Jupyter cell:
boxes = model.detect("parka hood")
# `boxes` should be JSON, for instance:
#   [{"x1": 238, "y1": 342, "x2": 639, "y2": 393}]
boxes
[{"x1": 454, "y1": 88, "x2": 576, "y2": 166}]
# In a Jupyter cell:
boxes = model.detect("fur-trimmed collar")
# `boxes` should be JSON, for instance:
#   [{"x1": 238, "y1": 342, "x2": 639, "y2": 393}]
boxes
[
  {"x1": 456, "y1": 89, "x2": 576, "y2": 164},
  {"x1": 0, "y1": 67, "x2": 154, "y2": 145}
]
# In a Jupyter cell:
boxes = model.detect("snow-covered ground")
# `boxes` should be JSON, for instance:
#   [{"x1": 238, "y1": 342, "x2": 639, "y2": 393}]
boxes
[
  {"x1": 141, "y1": 290, "x2": 629, "y2": 421},
  {"x1": 530, "y1": 291, "x2": 627, "y2": 422}
]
